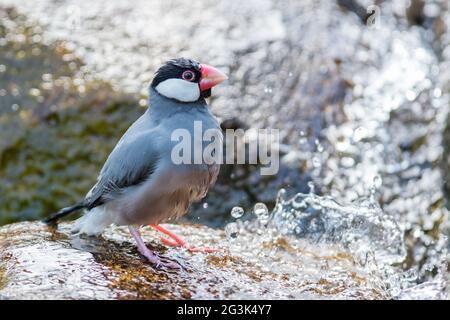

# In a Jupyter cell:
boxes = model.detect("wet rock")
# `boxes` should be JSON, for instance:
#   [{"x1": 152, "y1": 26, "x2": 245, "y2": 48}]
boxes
[
  {"x1": 0, "y1": 0, "x2": 449, "y2": 297},
  {"x1": 0, "y1": 221, "x2": 390, "y2": 299}
]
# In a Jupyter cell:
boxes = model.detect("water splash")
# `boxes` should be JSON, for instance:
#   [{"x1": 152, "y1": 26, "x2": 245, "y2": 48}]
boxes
[
  {"x1": 224, "y1": 189, "x2": 411, "y2": 297},
  {"x1": 272, "y1": 189, "x2": 406, "y2": 265}
]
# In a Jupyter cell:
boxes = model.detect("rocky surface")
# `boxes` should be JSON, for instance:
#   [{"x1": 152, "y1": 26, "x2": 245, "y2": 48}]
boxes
[{"x1": 0, "y1": 221, "x2": 390, "y2": 300}]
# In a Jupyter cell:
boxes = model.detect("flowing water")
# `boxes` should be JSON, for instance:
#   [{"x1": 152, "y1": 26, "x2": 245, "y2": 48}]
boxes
[{"x1": 0, "y1": 0, "x2": 449, "y2": 298}]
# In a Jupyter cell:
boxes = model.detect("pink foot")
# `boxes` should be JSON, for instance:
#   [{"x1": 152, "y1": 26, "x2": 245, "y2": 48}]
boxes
[
  {"x1": 129, "y1": 226, "x2": 180, "y2": 270},
  {"x1": 149, "y1": 224, "x2": 220, "y2": 253}
]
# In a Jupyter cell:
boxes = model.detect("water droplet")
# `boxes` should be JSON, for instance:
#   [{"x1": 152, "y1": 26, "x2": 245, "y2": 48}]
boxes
[
  {"x1": 308, "y1": 181, "x2": 315, "y2": 194},
  {"x1": 341, "y1": 157, "x2": 355, "y2": 168},
  {"x1": 29, "y1": 88, "x2": 41, "y2": 97},
  {"x1": 254, "y1": 203, "x2": 270, "y2": 224},
  {"x1": 202, "y1": 202, "x2": 209, "y2": 209},
  {"x1": 42, "y1": 73, "x2": 52, "y2": 81},
  {"x1": 264, "y1": 86, "x2": 273, "y2": 94},
  {"x1": 254, "y1": 203, "x2": 268, "y2": 217},
  {"x1": 299, "y1": 137, "x2": 308, "y2": 145},
  {"x1": 292, "y1": 194, "x2": 307, "y2": 209},
  {"x1": 315, "y1": 139, "x2": 324, "y2": 152},
  {"x1": 225, "y1": 222, "x2": 239, "y2": 240},
  {"x1": 353, "y1": 127, "x2": 366, "y2": 142},
  {"x1": 406, "y1": 90, "x2": 416, "y2": 101},
  {"x1": 372, "y1": 175, "x2": 382, "y2": 190},
  {"x1": 433, "y1": 88, "x2": 442, "y2": 98},
  {"x1": 276, "y1": 188, "x2": 287, "y2": 203},
  {"x1": 369, "y1": 175, "x2": 382, "y2": 203},
  {"x1": 139, "y1": 99, "x2": 147, "y2": 107},
  {"x1": 312, "y1": 156, "x2": 321, "y2": 168},
  {"x1": 32, "y1": 34, "x2": 42, "y2": 43},
  {"x1": 231, "y1": 206, "x2": 244, "y2": 219}
]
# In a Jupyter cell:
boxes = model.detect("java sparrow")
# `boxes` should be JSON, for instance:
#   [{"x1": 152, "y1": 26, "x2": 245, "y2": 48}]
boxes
[{"x1": 45, "y1": 58, "x2": 228, "y2": 269}]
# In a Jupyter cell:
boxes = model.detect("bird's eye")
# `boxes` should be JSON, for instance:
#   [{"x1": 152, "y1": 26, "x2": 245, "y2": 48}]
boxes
[{"x1": 182, "y1": 70, "x2": 195, "y2": 82}]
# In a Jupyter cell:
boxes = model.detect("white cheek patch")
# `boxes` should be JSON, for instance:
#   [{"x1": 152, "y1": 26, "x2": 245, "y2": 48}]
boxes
[{"x1": 155, "y1": 78, "x2": 200, "y2": 102}]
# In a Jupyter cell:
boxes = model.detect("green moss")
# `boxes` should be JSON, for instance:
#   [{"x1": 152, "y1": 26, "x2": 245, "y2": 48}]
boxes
[{"x1": 0, "y1": 8, "x2": 143, "y2": 225}]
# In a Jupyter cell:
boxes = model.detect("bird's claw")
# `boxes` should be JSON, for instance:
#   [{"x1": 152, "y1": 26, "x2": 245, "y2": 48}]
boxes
[
  {"x1": 129, "y1": 226, "x2": 182, "y2": 271},
  {"x1": 141, "y1": 251, "x2": 182, "y2": 270}
]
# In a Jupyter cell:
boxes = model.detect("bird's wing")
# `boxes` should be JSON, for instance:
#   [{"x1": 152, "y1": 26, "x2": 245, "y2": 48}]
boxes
[{"x1": 85, "y1": 129, "x2": 161, "y2": 209}]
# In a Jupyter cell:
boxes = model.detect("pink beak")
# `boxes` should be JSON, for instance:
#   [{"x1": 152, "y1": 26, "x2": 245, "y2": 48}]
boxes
[{"x1": 199, "y1": 64, "x2": 228, "y2": 91}]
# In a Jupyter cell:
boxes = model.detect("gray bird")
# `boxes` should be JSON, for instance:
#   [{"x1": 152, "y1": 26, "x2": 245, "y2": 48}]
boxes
[{"x1": 45, "y1": 58, "x2": 227, "y2": 268}]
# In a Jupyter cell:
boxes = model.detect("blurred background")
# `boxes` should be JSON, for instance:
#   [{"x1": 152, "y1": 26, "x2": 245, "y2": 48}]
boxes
[{"x1": 0, "y1": 0, "x2": 449, "y2": 296}]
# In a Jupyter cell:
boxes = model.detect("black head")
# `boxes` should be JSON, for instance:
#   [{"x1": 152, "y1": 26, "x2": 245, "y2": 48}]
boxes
[
  {"x1": 150, "y1": 58, "x2": 227, "y2": 102},
  {"x1": 152, "y1": 58, "x2": 201, "y2": 87}
]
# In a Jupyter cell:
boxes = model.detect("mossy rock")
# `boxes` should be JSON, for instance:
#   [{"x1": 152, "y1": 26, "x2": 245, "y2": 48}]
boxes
[{"x1": 0, "y1": 7, "x2": 143, "y2": 224}]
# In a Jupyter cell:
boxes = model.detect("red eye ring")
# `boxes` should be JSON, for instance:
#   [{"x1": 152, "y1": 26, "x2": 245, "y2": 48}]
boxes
[{"x1": 182, "y1": 70, "x2": 195, "y2": 82}]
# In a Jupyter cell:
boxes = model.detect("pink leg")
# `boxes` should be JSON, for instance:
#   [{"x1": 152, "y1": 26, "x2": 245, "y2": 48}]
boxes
[
  {"x1": 150, "y1": 224, "x2": 186, "y2": 247},
  {"x1": 149, "y1": 224, "x2": 220, "y2": 253},
  {"x1": 129, "y1": 226, "x2": 180, "y2": 269}
]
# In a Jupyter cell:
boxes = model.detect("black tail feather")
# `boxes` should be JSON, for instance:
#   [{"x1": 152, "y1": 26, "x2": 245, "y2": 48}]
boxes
[{"x1": 43, "y1": 203, "x2": 86, "y2": 225}]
